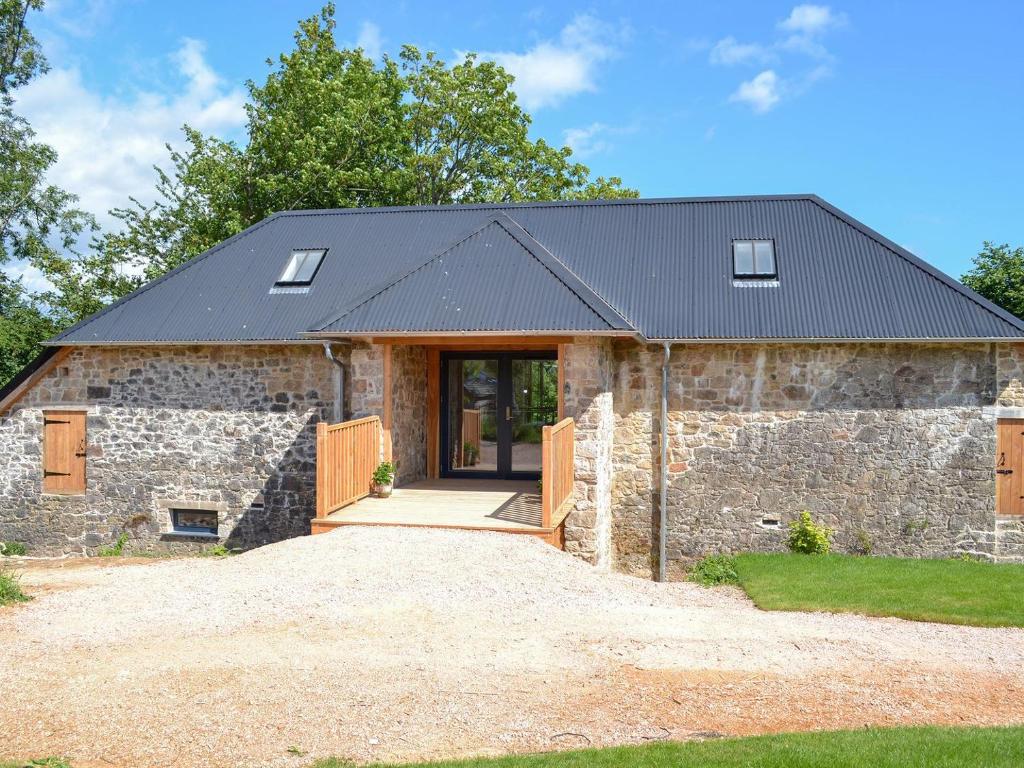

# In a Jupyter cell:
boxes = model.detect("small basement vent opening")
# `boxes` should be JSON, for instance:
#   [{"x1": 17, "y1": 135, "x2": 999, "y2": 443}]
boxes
[
  {"x1": 169, "y1": 508, "x2": 219, "y2": 537},
  {"x1": 760, "y1": 515, "x2": 781, "y2": 529}
]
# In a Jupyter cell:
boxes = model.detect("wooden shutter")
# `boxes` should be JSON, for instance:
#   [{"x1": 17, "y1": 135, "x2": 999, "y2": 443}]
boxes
[
  {"x1": 43, "y1": 411, "x2": 86, "y2": 495},
  {"x1": 996, "y1": 418, "x2": 1024, "y2": 516}
]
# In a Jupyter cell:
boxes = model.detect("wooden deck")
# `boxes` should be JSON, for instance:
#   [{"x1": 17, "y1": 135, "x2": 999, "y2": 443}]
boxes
[{"x1": 310, "y1": 479, "x2": 565, "y2": 547}]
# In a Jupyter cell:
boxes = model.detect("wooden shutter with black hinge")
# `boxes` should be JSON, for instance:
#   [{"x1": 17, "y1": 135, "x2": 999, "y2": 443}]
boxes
[
  {"x1": 996, "y1": 418, "x2": 1024, "y2": 516},
  {"x1": 42, "y1": 411, "x2": 86, "y2": 495}
]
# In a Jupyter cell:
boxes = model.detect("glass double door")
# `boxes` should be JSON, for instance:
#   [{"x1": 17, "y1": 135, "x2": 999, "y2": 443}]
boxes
[{"x1": 442, "y1": 352, "x2": 558, "y2": 479}]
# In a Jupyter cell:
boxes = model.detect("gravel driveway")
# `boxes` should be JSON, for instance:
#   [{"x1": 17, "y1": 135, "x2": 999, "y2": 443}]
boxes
[{"x1": 2, "y1": 527, "x2": 1022, "y2": 767}]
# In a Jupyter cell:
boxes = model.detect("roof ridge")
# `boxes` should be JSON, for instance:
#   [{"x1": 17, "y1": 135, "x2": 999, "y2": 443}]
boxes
[
  {"x1": 491, "y1": 214, "x2": 635, "y2": 332},
  {"x1": 47, "y1": 213, "x2": 286, "y2": 345},
  {"x1": 305, "y1": 216, "x2": 501, "y2": 332},
  {"x1": 306, "y1": 213, "x2": 636, "y2": 334},
  {"x1": 274, "y1": 194, "x2": 819, "y2": 219},
  {"x1": 806, "y1": 196, "x2": 1024, "y2": 334}
]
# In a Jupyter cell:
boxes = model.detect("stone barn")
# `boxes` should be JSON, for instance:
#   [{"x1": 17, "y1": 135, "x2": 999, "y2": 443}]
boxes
[{"x1": 2, "y1": 195, "x2": 1023, "y2": 577}]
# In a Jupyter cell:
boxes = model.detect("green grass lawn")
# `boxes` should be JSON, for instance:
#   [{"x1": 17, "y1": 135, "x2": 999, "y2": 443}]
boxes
[
  {"x1": 307, "y1": 727, "x2": 1024, "y2": 768},
  {"x1": 733, "y1": 553, "x2": 1024, "y2": 627},
  {"x1": 5, "y1": 727, "x2": 1022, "y2": 768}
]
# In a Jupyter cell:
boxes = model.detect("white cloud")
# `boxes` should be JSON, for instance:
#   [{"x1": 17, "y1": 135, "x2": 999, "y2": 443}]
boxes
[
  {"x1": 6, "y1": 262, "x2": 55, "y2": 295},
  {"x1": 563, "y1": 122, "x2": 611, "y2": 158},
  {"x1": 562, "y1": 121, "x2": 638, "y2": 158},
  {"x1": 41, "y1": 0, "x2": 117, "y2": 39},
  {"x1": 354, "y1": 21, "x2": 383, "y2": 60},
  {"x1": 12, "y1": 38, "x2": 246, "y2": 232},
  {"x1": 777, "y1": 5, "x2": 846, "y2": 60},
  {"x1": 778, "y1": 4, "x2": 847, "y2": 35},
  {"x1": 729, "y1": 70, "x2": 782, "y2": 113},
  {"x1": 475, "y1": 14, "x2": 628, "y2": 110},
  {"x1": 709, "y1": 36, "x2": 771, "y2": 66},
  {"x1": 715, "y1": 5, "x2": 847, "y2": 112}
]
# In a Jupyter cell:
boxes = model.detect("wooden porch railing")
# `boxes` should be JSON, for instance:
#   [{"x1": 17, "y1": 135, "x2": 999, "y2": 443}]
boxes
[
  {"x1": 461, "y1": 408, "x2": 482, "y2": 466},
  {"x1": 541, "y1": 417, "x2": 574, "y2": 529},
  {"x1": 316, "y1": 415, "x2": 381, "y2": 518}
]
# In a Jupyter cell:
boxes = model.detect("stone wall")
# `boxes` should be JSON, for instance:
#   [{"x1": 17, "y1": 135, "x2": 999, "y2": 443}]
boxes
[
  {"x1": 391, "y1": 345, "x2": 427, "y2": 485},
  {"x1": 0, "y1": 344, "x2": 335, "y2": 555},
  {"x1": 349, "y1": 342, "x2": 384, "y2": 418},
  {"x1": 609, "y1": 341, "x2": 1002, "y2": 578},
  {"x1": 561, "y1": 337, "x2": 615, "y2": 566},
  {"x1": 996, "y1": 343, "x2": 1024, "y2": 407},
  {"x1": 4, "y1": 338, "x2": 1019, "y2": 569},
  {"x1": 347, "y1": 342, "x2": 426, "y2": 486},
  {"x1": 610, "y1": 343, "x2": 659, "y2": 577}
]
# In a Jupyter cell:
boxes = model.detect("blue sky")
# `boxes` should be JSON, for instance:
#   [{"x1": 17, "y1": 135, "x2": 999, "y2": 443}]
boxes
[{"x1": 12, "y1": 0, "x2": 1024, "y2": 289}]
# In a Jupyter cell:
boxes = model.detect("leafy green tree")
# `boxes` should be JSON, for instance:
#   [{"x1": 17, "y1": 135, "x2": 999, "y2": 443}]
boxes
[
  {"x1": 0, "y1": 272, "x2": 55, "y2": 384},
  {"x1": 1, "y1": 0, "x2": 94, "y2": 270},
  {"x1": 401, "y1": 47, "x2": 630, "y2": 205},
  {"x1": 91, "y1": 3, "x2": 637, "y2": 284},
  {"x1": 962, "y1": 242, "x2": 1024, "y2": 320},
  {"x1": 0, "y1": 0, "x2": 44, "y2": 94},
  {"x1": 0, "y1": 0, "x2": 94, "y2": 385}
]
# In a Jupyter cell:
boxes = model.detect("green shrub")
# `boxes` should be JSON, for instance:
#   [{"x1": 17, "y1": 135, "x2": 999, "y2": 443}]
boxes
[
  {"x1": 0, "y1": 567, "x2": 30, "y2": 606},
  {"x1": 513, "y1": 422, "x2": 543, "y2": 444},
  {"x1": 904, "y1": 518, "x2": 929, "y2": 535},
  {"x1": 787, "y1": 511, "x2": 833, "y2": 555},
  {"x1": 372, "y1": 461, "x2": 396, "y2": 486},
  {"x1": 852, "y1": 528, "x2": 873, "y2": 556},
  {"x1": 953, "y1": 552, "x2": 984, "y2": 563},
  {"x1": 97, "y1": 532, "x2": 129, "y2": 557},
  {"x1": 199, "y1": 544, "x2": 232, "y2": 558},
  {"x1": 688, "y1": 554, "x2": 739, "y2": 586},
  {"x1": 1, "y1": 541, "x2": 27, "y2": 556}
]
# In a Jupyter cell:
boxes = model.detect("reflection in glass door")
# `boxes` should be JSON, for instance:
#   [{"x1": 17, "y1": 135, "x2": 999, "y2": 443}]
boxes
[
  {"x1": 442, "y1": 353, "x2": 558, "y2": 479},
  {"x1": 445, "y1": 358, "x2": 499, "y2": 473},
  {"x1": 510, "y1": 358, "x2": 559, "y2": 473}
]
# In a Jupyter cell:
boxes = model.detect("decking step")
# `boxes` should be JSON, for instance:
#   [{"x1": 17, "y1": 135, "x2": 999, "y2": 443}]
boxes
[{"x1": 310, "y1": 515, "x2": 564, "y2": 548}]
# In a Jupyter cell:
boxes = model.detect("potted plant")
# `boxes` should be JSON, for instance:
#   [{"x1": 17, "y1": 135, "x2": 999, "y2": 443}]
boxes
[
  {"x1": 372, "y1": 461, "x2": 396, "y2": 498},
  {"x1": 463, "y1": 441, "x2": 479, "y2": 466}
]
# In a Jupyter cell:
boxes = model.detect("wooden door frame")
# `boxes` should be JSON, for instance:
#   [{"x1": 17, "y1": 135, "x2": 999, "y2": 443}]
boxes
[
  {"x1": 436, "y1": 350, "x2": 558, "y2": 481},
  {"x1": 425, "y1": 342, "x2": 566, "y2": 480}
]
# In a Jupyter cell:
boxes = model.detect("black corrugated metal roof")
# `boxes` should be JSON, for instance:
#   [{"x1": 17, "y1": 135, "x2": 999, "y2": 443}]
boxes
[
  {"x1": 50, "y1": 194, "x2": 1024, "y2": 343},
  {"x1": 310, "y1": 214, "x2": 633, "y2": 334}
]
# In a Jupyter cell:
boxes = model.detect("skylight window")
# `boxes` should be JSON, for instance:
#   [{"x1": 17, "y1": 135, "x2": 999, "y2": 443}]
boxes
[
  {"x1": 732, "y1": 239, "x2": 776, "y2": 279},
  {"x1": 276, "y1": 249, "x2": 327, "y2": 286}
]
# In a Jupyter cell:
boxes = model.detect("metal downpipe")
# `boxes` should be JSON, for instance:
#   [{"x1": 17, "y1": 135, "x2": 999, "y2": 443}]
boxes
[
  {"x1": 659, "y1": 341, "x2": 672, "y2": 583},
  {"x1": 322, "y1": 342, "x2": 348, "y2": 423}
]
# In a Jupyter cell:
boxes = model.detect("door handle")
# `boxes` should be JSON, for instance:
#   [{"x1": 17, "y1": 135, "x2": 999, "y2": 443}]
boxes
[
  {"x1": 996, "y1": 469, "x2": 1013, "y2": 475},
  {"x1": 505, "y1": 406, "x2": 512, "y2": 421}
]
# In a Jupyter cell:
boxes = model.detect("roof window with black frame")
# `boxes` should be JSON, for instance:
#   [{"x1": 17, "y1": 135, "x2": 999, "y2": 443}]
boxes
[
  {"x1": 276, "y1": 248, "x2": 327, "y2": 286},
  {"x1": 732, "y1": 239, "x2": 777, "y2": 280}
]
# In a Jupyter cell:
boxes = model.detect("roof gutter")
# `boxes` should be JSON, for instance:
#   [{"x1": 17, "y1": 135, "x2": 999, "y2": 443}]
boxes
[
  {"x1": 645, "y1": 337, "x2": 1024, "y2": 344},
  {"x1": 300, "y1": 330, "x2": 642, "y2": 340}
]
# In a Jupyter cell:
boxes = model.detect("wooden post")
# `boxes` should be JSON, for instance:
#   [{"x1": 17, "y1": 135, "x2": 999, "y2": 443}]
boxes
[
  {"x1": 541, "y1": 424, "x2": 553, "y2": 528},
  {"x1": 315, "y1": 421, "x2": 326, "y2": 519},
  {"x1": 382, "y1": 343, "x2": 393, "y2": 463},
  {"x1": 557, "y1": 343, "x2": 567, "y2": 420},
  {"x1": 426, "y1": 348, "x2": 440, "y2": 479}
]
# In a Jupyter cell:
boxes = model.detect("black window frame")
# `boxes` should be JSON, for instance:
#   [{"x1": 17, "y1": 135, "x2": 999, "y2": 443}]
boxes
[
  {"x1": 170, "y1": 508, "x2": 219, "y2": 536},
  {"x1": 731, "y1": 238, "x2": 778, "y2": 280},
  {"x1": 275, "y1": 248, "x2": 328, "y2": 287}
]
